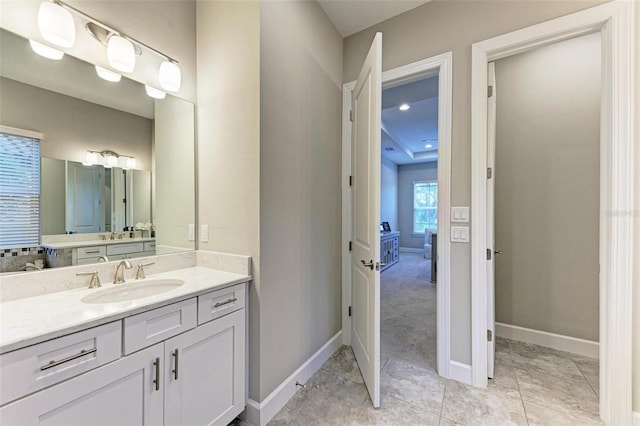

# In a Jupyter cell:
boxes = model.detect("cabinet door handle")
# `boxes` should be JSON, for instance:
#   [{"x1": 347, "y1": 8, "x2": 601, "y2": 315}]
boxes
[
  {"x1": 40, "y1": 348, "x2": 97, "y2": 370},
  {"x1": 172, "y1": 349, "x2": 179, "y2": 380},
  {"x1": 153, "y1": 357, "x2": 160, "y2": 391},
  {"x1": 214, "y1": 298, "x2": 237, "y2": 308}
]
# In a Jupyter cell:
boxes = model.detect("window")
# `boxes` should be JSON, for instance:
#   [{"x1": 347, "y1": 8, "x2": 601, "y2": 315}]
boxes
[
  {"x1": 413, "y1": 181, "x2": 437, "y2": 234},
  {"x1": 0, "y1": 132, "x2": 40, "y2": 248}
]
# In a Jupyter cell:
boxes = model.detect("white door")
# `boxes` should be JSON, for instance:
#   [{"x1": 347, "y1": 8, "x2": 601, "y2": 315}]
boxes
[
  {"x1": 486, "y1": 62, "x2": 497, "y2": 379},
  {"x1": 66, "y1": 161, "x2": 103, "y2": 233},
  {"x1": 0, "y1": 344, "x2": 164, "y2": 425},
  {"x1": 350, "y1": 32, "x2": 382, "y2": 408},
  {"x1": 164, "y1": 310, "x2": 245, "y2": 426}
]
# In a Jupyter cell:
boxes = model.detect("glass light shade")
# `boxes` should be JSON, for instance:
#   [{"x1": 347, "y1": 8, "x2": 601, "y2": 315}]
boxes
[
  {"x1": 29, "y1": 40, "x2": 64, "y2": 60},
  {"x1": 126, "y1": 157, "x2": 136, "y2": 169},
  {"x1": 158, "y1": 61, "x2": 181, "y2": 92},
  {"x1": 38, "y1": 2, "x2": 75, "y2": 48},
  {"x1": 107, "y1": 35, "x2": 135, "y2": 73},
  {"x1": 85, "y1": 151, "x2": 98, "y2": 165},
  {"x1": 145, "y1": 85, "x2": 166, "y2": 99},
  {"x1": 95, "y1": 65, "x2": 121, "y2": 82},
  {"x1": 106, "y1": 155, "x2": 118, "y2": 168}
]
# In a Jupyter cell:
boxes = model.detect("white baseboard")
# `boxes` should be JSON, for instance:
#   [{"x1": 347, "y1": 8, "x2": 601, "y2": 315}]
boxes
[
  {"x1": 244, "y1": 330, "x2": 343, "y2": 426},
  {"x1": 399, "y1": 247, "x2": 424, "y2": 253},
  {"x1": 633, "y1": 411, "x2": 640, "y2": 426},
  {"x1": 495, "y1": 322, "x2": 599, "y2": 358},
  {"x1": 449, "y1": 360, "x2": 472, "y2": 385}
]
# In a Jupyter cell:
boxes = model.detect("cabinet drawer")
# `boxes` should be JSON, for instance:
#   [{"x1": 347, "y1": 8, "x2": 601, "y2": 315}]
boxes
[
  {"x1": 107, "y1": 242, "x2": 144, "y2": 256},
  {"x1": 123, "y1": 298, "x2": 197, "y2": 355},
  {"x1": 0, "y1": 321, "x2": 121, "y2": 406},
  {"x1": 76, "y1": 245, "x2": 106, "y2": 259},
  {"x1": 143, "y1": 241, "x2": 156, "y2": 251},
  {"x1": 197, "y1": 283, "x2": 246, "y2": 325}
]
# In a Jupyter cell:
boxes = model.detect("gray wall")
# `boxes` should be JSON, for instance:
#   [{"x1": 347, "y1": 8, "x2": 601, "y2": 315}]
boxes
[
  {"x1": 397, "y1": 162, "x2": 437, "y2": 249},
  {"x1": 0, "y1": 77, "x2": 152, "y2": 169},
  {"x1": 259, "y1": 0, "x2": 343, "y2": 401},
  {"x1": 494, "y1": 33, "x2": 601, "y2": 342},
  {"x1": 40, "y1": 158, "x2": 66, "y2": 235},
  {"x1": 381, "y1": 156, "x2": 398, "y2": 231},
  {"x1": 343, "y1": 0, "x2": 607, "y2": 364}
]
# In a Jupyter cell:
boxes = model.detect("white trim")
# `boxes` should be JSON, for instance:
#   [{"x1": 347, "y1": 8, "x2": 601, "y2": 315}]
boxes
[
  {"x1": 399, "y1": 247, "x2": 423, "y2": 254},
  {"x1": 495, "y1": 322, "x2": 599, "y2": 359},
  {"x1": 633, "y1": 411, "x2": 640, "y2": 426},
  {"x1": 244, "y1": 331, "x2": 343, "y2": 426},
  {"x1": 342, "y1": 52, "x2": 453, "y2": 380},
  {"x1": 449, "y1": 361, "x2": 472, "y2": 385},
  {"x1": 470, "y1": 2, "x2": 634, "y2": 425},
  {"x1": 0, "y1": 125, "x2": 44, "y2": 140}
]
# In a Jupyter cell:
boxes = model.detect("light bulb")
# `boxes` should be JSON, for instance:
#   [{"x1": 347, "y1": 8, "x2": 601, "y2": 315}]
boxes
[
  {"x1": 158, "y1": 61, "x2": 181, "y2": 92},
  {"x1": 399, "y1": 104, "x2": 410, "y2": 111},
  {"x1": 107, "y1": 35, "x2": 135, "y2": 73},
  {"x1": 29, "y1": 40, "x2": 64, "y2": 60},
  {"x1": 145, "y1": 85, "x2": 166, "y2": 99},
  {"x1": 126, "y1": 157, "x2": 136, "y2": 169},
  {"x1": 106, "y1": 155, "x2": 118, "y2": 168},
  {"x1": 95, "y1": 65, "x2": 121, "y2": 82},
  {"x1": 85, "y1": 151, "x2": 98, "y2": 165},
  {"x1": 38, "y1": 2, "x2": 75, "y2": 48}
]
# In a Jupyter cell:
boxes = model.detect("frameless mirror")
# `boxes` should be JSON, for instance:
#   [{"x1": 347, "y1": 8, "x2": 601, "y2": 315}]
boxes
[{"x1": 0, "y1": 27, "x2": 195, "y2": 273}]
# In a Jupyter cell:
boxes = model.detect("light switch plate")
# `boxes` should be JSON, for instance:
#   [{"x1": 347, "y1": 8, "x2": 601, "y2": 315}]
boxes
[
  {"x1": 188, "y1": 224, "x2": 195, "y2": 241},
  {"x1": 451, "y1": 207, "x2": 470, "y2": 223},
  {"x1": 451, "y1": 226, "x2": 470, "y2": 243},
  {"x1": 200, "y1": 224, "x2": 209, "y2": 242}
]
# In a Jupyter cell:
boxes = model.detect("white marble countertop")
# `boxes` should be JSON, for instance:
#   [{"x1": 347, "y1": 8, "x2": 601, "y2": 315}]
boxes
[
  {"x1": 0, "y1": 266, "x2": 250, "y2": 354},
  {"x1": 41, "y1": 237, "x2": 157, "y2": 250}
]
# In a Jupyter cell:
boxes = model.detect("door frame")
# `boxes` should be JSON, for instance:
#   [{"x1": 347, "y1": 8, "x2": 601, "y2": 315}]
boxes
[
  {"x1": 470, "y1": 2, "x2": 635, "y2": 425},
  {"x1": 342, "y1": 52, "x2": 454, "y2": 379}
]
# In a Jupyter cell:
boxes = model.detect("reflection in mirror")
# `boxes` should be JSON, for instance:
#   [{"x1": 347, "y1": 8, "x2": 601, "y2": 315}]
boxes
[{"x1": 0, "y1": 27, "x2": 195, "y2": 273}]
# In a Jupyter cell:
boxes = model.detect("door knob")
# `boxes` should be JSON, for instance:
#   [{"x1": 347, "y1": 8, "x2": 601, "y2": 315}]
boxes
[{"x1": 361, "y1": 259, "x2": 374, "y2": 270}]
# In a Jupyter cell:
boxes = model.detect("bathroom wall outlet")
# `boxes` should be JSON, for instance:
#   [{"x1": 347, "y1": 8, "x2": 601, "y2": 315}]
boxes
[
  {"x1": 188, "y1": 224, "x2": 195, "y2": 241},
  {"x1": 200, "y1": 224, "x2": 209, "y2": 242}
]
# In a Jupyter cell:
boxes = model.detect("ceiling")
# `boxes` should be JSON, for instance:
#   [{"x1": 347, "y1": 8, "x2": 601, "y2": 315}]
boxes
[
  {"x1": 317, "y1": 0, "x2": 431, "y2": 37},
  {"x1": 381, "y1": 75, "x2": 439, "y2": 165}
]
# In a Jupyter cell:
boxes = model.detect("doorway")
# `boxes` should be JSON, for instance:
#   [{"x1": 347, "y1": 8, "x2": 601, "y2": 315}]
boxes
[{"x1": 470, "y1": 2, "x2": 635, "y2": 424}]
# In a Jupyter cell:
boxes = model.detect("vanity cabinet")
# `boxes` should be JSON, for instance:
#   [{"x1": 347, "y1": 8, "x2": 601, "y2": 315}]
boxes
[
  {"x1": 73, "y1": 240, "x2": 156, "y2": 265},
  {"x1": 0, "y1": 283, "x2": 248, "y2": 426}
]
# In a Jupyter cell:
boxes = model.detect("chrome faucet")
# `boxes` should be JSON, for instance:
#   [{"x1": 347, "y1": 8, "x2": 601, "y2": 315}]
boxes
[{"x1": 113, "y1": 260, "x2": 132, "y2": 284}]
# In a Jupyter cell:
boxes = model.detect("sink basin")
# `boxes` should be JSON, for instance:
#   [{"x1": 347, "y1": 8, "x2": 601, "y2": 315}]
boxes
[{"x1": 81, "y1": 279, "x2": 185, "y2": 304}]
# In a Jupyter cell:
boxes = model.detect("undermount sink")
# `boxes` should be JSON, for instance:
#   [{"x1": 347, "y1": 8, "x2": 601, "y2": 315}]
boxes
[{"x1": 81, "y1": 279, "x2": 185, "y2": 304}]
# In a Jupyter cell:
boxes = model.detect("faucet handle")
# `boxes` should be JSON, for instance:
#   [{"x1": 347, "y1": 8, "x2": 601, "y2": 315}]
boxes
[
  {"x1": 135, "y1": 262, "x2": 155, "y2": 280},
  {"x1": 77, "y1": 271, "x2": 101, "y2": 289}
]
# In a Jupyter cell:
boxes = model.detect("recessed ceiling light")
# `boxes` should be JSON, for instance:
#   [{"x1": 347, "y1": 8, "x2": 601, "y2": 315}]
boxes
[
  {"x1": 399, "y1": 103, "x2": 410, "y2": 111},
  {"x1": 425, "y1": 144, "x2": 433, "y2": 149}
]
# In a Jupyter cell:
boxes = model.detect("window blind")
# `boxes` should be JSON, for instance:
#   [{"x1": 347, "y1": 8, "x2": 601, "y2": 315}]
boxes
[{"x1": 0, "y1": 132, "x2": 40, "y2": 248}]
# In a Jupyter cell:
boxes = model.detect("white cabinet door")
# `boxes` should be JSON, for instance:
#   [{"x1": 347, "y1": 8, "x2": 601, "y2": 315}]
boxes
[
  {"x1": 0, "y1": 344, "x2": 164, "y2": 426},
  {"x1": 164, "y1": 309, "x2": 245, "y2": 426}
]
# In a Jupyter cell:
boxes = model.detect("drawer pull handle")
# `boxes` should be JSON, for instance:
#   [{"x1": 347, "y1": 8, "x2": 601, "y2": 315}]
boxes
[
  {"x1": 214, "y1": 298, "x2": 237, "y2": 308},
  {"x1": 172, "y1": 349, "x2": 179, "y2": 380},
  {"x1": 153, "y1": 357, "x2": 160, "y2": 391},
  {"x1": 40, "y1": 348, "x2": 97, "y2": 370},
  {"x1": 84, "y1": 250, "x2": 100, "y2": 254}
]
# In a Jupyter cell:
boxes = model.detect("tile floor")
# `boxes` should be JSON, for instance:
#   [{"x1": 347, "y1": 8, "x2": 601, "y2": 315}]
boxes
[{"x1": 235, "y1": 253, "x2": 601, "y2": 425}]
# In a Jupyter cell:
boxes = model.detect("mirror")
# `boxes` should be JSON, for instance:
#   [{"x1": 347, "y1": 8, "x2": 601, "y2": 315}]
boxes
[{"x1": 0, "y1": 27, "x2": 195, "y2": 273}]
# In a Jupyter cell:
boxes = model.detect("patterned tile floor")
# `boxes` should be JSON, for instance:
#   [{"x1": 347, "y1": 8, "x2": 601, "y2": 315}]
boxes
[{"x1": 233, "y1": 253, "x2": 601, "y2": 425}]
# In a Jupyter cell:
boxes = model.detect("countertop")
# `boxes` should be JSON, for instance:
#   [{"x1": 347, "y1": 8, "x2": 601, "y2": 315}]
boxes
[
  {"x1": 40, "y1": 237, "x2": 156, "y2": 250},
  {"x1": 0, "y1": 266, "x2": 250, "y2": 354}
]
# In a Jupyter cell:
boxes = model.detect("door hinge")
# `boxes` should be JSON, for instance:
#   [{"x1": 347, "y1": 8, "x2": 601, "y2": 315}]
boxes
[
  {"x1": 348, "y1": 241, "x2": 352, "y2": 251},
  {"x1": 349, "y1": 175, "x2": 353, "y2": 186},
  {"x1": 487, "y1": 329, "x2": 493, "y2": 342},
  {"x1": 486, "y1": 248, "x2": 492, "y2": 260},
  {"x1": 349, "y1": 110, "x2": 354, "y2": 122},
  {"x1": 488, "y1": 85, "x2": 493, "y2": 98},
  {"x1": 348, "y1": 306, "x2": 352, "y2": 317},
  {"x1": 487, "y1": 167, "x2": 492, "y2": 179}
]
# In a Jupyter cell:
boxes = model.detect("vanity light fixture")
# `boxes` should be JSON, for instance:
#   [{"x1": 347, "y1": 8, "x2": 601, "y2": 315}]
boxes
[
  {"x1": 107, "y1": 35, "x2": 135, "y2": 73},
  {"x1": 85, "y1": 150, "x2": 137, "y2": 169},
  {"x1": 399, "y1": 103, "x2": 410, "y2": 111},
  {"x1": 95, "y1": 65, "x2": 121, "y2": 82},
  {"x1": 37, "y1": 1, "x2": 75, "y2": 48},
  {"x1": 106, "y1": 155, "x2": 119, "y2": 168},
  {"x1": 145, "y1": 85, "x2": 166, "y2": 100},
  {"x1": 158, "y1": 61, "x2": 181, "y2": 92},
  {"x1": 85, "y1": 151, "x2": 99, "y2": 165},
  {"x1": 29, "y1": 40, "x2": 64, "y2": 60},
  {"x1": 125, "y1": 157, "x2": 137, "y2": 169}
]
